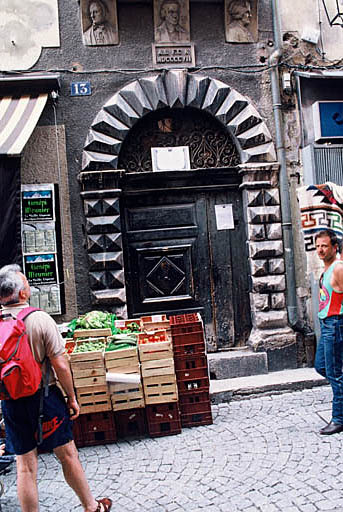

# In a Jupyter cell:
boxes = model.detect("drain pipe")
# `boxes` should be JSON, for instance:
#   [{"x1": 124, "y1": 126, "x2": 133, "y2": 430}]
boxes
[{"x1": 269, "y1": 0, "x2": 298, "y2": 328}]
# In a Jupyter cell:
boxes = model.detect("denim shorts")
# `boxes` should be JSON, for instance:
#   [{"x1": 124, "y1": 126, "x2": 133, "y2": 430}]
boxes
[{"x1": 1, "y1": 385, "x2": 73, "y2": 455}]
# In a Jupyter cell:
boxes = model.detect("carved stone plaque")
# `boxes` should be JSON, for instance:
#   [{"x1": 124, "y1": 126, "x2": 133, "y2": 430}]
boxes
[{"x1": 152, "y1": 43, "x2": 195, "y2": 68}]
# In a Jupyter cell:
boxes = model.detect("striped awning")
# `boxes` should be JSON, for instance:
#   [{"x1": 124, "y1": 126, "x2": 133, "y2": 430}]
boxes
[{"x1": 0, "y1": 93, "x2": 48, "y2": 155}]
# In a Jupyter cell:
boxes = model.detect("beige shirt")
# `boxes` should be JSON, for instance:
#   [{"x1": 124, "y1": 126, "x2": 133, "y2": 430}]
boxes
[{"x1": 1, "y1": 303, "x2": 65, "y2": 385}]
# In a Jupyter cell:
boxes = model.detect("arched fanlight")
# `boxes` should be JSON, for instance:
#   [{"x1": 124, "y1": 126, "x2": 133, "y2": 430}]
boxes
[{"x1": 321, "y1": 0, "x2": 343, "y2": 27}]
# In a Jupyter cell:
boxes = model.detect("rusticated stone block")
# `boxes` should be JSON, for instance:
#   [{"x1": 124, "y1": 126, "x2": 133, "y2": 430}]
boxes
[
  {"x1": 250, "y1": 259, "x2": 268, "y2": 277},
  {"x1": 88, "y1": 251, "x2": 124, "y2": 270},
  {"x1": 266, "y1": 223, "x2": 282, "y2": 240},
  {"x1": 247, "y1": 223, "x2": 266, "y2": 241},
  {"x1": 250, "y1": 292, "x2": 269, "y2": 311},
  {"x1": 86, "y1": 215, "x2": 121, "y2": 234},
  {"x1": 252, "y1": 275, "x2": 286, "y2": 293},
  {"x1": 248, "y1": 206, "x2": 281, "y2": 224},
  {"x1": 255, "y1": 310, "x2": 288, "y2": 329},
  {"x1": 264, "y1": 188, "x2": 279, "y2": 206},
  {"x1": 249, "y1": 240, "x2": 283, "y2": 259},
  {"x1": 271, "y1": 293, "x2": 286, "y2": 309},
  {"x1": 268, "y1": 258, "x2": 285, "y2": 274},
  {"x1": 246, "y1": 189, "x2": 264, "y2": 207},
  {"x1": 91, "y1": 288, "x2": 126, "y2": 305}
]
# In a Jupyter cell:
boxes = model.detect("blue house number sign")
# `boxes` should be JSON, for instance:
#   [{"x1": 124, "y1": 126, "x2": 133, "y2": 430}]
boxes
[{"x1": 70, "y1": 82, "x2": 91, "y2": 96}]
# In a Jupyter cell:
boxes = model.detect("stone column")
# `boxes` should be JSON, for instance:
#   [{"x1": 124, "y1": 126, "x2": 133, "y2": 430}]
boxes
[
  {"x1": 78, "y1": 169, "x2": 127, "y2": 319},
  {"x1": 239, "y1": 163, "x2": 297, "y2": 356}
]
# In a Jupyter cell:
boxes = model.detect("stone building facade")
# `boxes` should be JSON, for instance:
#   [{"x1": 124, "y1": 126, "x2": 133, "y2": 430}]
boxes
[{"x1": 5, "y1": 0, "x2": 333, "y2": 370}]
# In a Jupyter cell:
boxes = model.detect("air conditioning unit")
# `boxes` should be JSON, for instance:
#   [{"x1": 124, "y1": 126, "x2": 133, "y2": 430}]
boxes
[{"x1": 313, "y1": 101, "x2": 343, "y2": 142}]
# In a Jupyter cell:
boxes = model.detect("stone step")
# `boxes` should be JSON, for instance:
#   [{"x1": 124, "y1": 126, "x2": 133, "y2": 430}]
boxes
[
  {"x1": 207, "y1": 349, "x2": 268, "y2": 380},
  {"x1": 210, "y1": 367, "x2": 327, "y2": 404}
]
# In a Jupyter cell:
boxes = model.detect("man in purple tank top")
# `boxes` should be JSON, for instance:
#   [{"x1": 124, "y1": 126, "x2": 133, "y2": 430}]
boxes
[{"x1": 315, "y1": 230, "x2": 343, "y2": 435}]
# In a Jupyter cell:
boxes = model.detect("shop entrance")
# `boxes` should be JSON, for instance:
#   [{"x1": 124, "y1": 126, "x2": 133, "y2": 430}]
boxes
[
  {"x1": 118, "y1": 107, "x2": 251, "y2": 350},
  {"x1": 120, "y1": 171, "x2": 251, "y2": 350}
]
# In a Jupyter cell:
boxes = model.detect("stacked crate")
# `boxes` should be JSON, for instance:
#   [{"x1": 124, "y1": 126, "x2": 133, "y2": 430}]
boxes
[
  {"x1": 104, "y1": 341, "x2": 144, "y2": 411},
  {"x1": 138, "y1": 321, "x2": 181, "y2": 437},
  {"x1": 69, "y1": 328, "x2": 116, "y2": 446},
  {"x1": 170, "y1": 313, "x2": 213, "y2": 428}
]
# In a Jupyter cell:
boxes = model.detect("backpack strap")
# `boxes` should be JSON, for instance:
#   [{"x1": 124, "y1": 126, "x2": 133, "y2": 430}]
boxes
[
  {"x1": 16, "y1": 306, "x2": 48, "y2": 446},
  {"x1": 16, "y1": 307, "x2": 40, "y2": 321}
]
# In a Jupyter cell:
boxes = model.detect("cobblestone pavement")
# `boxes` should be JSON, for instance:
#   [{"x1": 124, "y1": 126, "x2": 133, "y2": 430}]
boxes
[{"x1": 1, "y1": 385, "x2": 343, "y2": 512}]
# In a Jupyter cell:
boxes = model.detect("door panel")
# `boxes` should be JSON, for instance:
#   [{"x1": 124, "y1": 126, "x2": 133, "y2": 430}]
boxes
[
  {"x1": 122, "y1": 193, "x2": 211, "y2": 322},
  {"x1": 121, "y1": 185, "x2": 251, "y2": 349}
]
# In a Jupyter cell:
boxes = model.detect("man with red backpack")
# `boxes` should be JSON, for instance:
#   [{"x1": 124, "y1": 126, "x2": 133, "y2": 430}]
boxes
[{"x1": 0, "y1": 264, "x2": 112, "y2": 512}]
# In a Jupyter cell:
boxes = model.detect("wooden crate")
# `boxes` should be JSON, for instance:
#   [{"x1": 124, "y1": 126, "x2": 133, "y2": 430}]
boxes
[
  {"x1": 138, "y1": 340, "x2": 173, "y2": 362},
  {"x1": 76, "y1": 384, "x2": 111, "y2": 414},
  {"x1": 72, "y1": 367, "x2": 107, "y2": 387},
  {"x1": 140, "y1": 314, "x2": 170, "y2": 332},
  {"x1": 110, "y1": 381, "x2": 145, "y2": 411},
  {"x1": 141, "y1": 357, "x2": 175, "y2": 378},
  {"x1": 104, "y1": 347, "x2": 139, "y2": 373},
  {"x1": 73, "y1": 328, "x2": 112, "y2": 339},
  {"x1": 143, "y1": 374, "x2": 178, "y2": 405}
]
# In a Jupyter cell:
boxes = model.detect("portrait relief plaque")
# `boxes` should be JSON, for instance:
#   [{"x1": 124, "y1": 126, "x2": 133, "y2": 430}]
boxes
[
  {"x1": 81, "y1": 0, "x2": 119, "y2": 46},
  {"x1": 154, "y1": 0, "x2": 190, "y2": 43},
  {"x1": 225, "y1": 0, "x2": 258, "y2": 43}
]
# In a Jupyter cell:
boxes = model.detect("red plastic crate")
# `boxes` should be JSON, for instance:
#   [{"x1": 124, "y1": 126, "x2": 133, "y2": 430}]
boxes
[
  {"x1": 177, "y1": 376, "x2": 210, "y2": 395},
  {"x1": 179, "y1": 396, "x2": 212, "y2": 416},
  {"x1": 173, "y1": 341, "x2": 205, "y2": 357},
  {"x1": 179, "y1": 390, "x2": 211, "y2": 407},
  {"x1": 114, "y1": 408, "x2": 147, "y2": 438},
  {"x1": 174, "y1": 354, "x2": 209, "y2": 381},
  {"x1": 169, "y1": 313, "x2": 201, "y2": 325},
  {"x1": 181, "y1": 410, "x2": 213, "y2": 428},
  {"x1": 171, "y1": 330, "x2": 205, "y2": 347},
  {"x1": 72, "y1": 417, "x2": 84, "y2": 448},
  {"x1": 147, "y1": 418, "x2": 182, "y2": 437},
  {"x1": 79, "y1": 411, "x2": 117, "y2": 446},
  {"x1": 146, "y1": 402, "x2": 180, "y2": 423},
  {"x1": 174, "y1": 354, "x2": 207, "y2": 371}
]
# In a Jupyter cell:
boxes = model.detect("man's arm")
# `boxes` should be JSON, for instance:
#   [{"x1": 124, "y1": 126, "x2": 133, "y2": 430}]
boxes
[
  {"x1": 49, "y1": 354, "x2": 80, "y2": 420},
  {"x1": 331, "y1": 263, "x2": 343, "y2": 292}
]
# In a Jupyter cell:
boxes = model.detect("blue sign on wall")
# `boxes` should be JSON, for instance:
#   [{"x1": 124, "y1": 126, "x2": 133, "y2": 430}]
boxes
[
  {"x1": 70, "y1": 82, "x2": 91, "y2": 96},
  {"x1": 313, "y1": 101, "x2": 343, "y2": 141}
]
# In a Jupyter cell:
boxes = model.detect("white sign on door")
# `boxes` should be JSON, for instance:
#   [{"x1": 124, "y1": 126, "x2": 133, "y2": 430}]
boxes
[{"x1": 215, "y1": 204, "x2": 234, "y2": 230}]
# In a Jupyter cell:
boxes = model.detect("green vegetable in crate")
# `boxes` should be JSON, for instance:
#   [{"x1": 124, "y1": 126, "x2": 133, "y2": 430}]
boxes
[
  {"x1": 66, "y1": 310, "x2": 121, "y2": 337},
  {"x1": 106, "y1": 334, "x2": 137, "y2": 351},
  {"x1": 126, "y1": 322, "x2": 140, "y2": 332},
  {"x1": 73, "y1": 341, "x2": 105, "y2": 353}
]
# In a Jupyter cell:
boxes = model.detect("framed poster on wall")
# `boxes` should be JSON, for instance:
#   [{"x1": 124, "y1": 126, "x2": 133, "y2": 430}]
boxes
[{"x1": 21, "y1": 184, "x2": 63, "y2": 315}]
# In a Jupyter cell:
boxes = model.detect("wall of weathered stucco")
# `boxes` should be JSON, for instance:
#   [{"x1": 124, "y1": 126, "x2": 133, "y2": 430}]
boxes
[
  {"x1": 22, "y1": 0, "x2": 275, "y2": 316},
  {"x1": 279, "y1": 0, "x2": 343, "y2": 61}
]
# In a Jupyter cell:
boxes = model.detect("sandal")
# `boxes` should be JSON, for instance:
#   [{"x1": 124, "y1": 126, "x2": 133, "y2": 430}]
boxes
[{"x1": 96, "y1": 497, "x2": 112, "y2": 512}]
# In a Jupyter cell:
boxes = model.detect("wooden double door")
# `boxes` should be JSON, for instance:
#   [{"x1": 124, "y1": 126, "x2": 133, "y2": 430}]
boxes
[{"x1": 121, "y1": 171, "x2": 251, "y2": 350}]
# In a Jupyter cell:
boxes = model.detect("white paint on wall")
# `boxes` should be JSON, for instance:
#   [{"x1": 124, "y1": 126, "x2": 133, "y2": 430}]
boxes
[
  {"x1": 279, "y1": 0, "x2": 343, "y2": 62},
  {"x1": 0, "y1": 0, "x2": 59, "y2": 72}
]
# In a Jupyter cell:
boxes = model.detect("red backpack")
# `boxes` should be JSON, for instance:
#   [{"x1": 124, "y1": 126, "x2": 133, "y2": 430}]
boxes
[{"x1": 0, "y1": 307, "x2": 42, "y2": 400}]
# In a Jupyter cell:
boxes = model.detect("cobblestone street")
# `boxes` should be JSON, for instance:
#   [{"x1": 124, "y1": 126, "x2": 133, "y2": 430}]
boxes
[{"x1": 1, "y1": 385, "x2": 343, "y2": 512}]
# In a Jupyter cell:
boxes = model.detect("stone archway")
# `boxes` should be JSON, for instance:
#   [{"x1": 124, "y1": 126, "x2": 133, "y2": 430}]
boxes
[
  {"x1": 82, "y1": 70, "x2": 275, "y2": 171},
  {"x1": 79, "y1": 70, "x2": 295, "y2": 354}
]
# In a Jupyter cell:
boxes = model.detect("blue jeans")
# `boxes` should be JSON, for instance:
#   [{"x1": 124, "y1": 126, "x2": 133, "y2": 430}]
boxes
[{"x1": 315, "y1": 316, "x2": 343, "y2": 425}]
